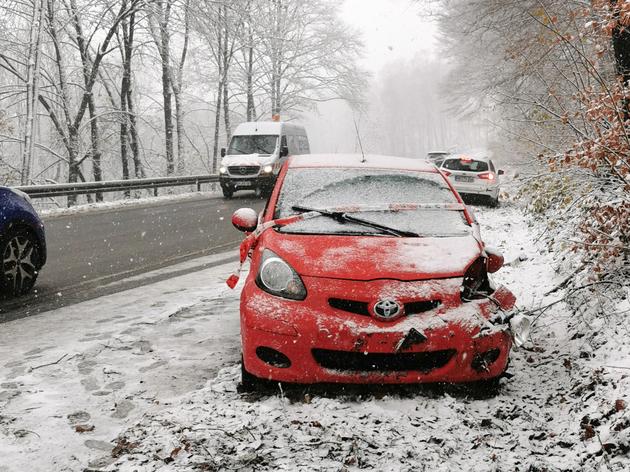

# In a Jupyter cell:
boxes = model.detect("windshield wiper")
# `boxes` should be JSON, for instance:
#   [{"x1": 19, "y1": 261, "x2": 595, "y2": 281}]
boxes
[{"x1": 291, "y1": 205, "x2": 419, "y2": 238}]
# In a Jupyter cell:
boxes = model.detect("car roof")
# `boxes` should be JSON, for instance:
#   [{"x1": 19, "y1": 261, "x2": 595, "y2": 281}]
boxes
[
  {"x1": 232, "y1": 121, "x2": 306, "y2": 136},
  {"x1": 446, "y1": 153, "x2": 490, "y2": 162},
  {"x1": 289, "y1": 154, "x2": 439, "y2": 173}
]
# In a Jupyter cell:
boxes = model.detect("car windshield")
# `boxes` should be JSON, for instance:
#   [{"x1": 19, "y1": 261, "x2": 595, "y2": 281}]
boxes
[
  {"x1": 275, "y1": 168, "x2": 470, "y2": 237},
  {"x1": 227, "y1": 135, "x2": 278, "y2": 155},
  {"x1": 442, "y1": 158, "x2": 489, "y2": 172}
]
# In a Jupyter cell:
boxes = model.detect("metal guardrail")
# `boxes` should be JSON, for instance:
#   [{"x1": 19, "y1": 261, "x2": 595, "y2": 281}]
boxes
[{"x1": 14, "y1": 174, "x2": 220, "y2": 199}]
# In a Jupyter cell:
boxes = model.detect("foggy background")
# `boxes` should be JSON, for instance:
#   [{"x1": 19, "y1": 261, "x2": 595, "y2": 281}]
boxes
[{"x1": 304, "y1": 0, "x2": 492, "y2": 159}]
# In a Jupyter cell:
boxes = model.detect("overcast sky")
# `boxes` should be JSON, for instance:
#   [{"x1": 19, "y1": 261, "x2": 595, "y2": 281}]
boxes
[{"x1": 340, "y1": 0, "x2": 437, "y2": 74}]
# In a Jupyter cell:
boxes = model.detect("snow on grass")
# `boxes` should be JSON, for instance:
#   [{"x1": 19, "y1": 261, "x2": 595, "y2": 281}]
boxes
[{"x1": 1, "y1": 201, "x2": 628, "y2": 472}]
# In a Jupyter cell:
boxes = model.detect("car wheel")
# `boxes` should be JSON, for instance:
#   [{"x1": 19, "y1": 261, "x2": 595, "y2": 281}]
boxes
[
  {"x1": 488, "y1": 196, "x2": 499, "y2": 208},
  {"x1": 0, "y1": 228, "x2": 41, "y2": 298},
  {"x1": 222, "y1": 186, "x2": 233, "y2": 199},
  {"x1": 239, "y1": 357, "x2": 267, "y2": 392}
]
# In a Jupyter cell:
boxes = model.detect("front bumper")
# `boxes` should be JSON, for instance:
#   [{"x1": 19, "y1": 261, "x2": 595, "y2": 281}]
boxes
[
  {"x1": 220, "y1": 174, "x2": 275, "y2": 191},
  {"x1": 241, "y1": 276, "x2": 516, "y2": 384},
  {"x1": 452, "y1": 183, "x2": 499, "y2": 199}
]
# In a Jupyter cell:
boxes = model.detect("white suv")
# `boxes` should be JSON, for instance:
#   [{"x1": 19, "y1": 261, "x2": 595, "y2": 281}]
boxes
[{"x1": 438, "y1": 154, "x2": 504, "y2": 207}]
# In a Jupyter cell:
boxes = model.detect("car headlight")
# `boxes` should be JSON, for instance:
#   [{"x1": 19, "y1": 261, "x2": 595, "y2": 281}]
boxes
[
  {"x1": 256, "y1": 249, "x2": 307, "y2": 300},
  {"x1": 509, "y1": 314, "x2": 532, "y2": 348},
  {"x1": 461, "y1": 257, "x2": 491, "y2": 301},
  {"x1": 263, "y1": 165, "x2": 273, "y2": 174},
  {"x1": 219, "y1": 166, "x2": 227, "y2": 174},
  {"x1": 9, "y1": 188, "x2": 33, "y2": 205}
]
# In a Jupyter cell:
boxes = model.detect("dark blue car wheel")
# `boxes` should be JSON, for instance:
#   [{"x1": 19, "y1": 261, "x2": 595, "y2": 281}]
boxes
[{"x1": 0, "y1": 228, "x2": 41, "y2": 297}]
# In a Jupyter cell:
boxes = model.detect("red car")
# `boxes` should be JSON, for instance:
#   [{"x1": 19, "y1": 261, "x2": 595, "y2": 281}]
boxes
[{"x1": 229, "y1": 154, "x2": 526, "y2": 389}]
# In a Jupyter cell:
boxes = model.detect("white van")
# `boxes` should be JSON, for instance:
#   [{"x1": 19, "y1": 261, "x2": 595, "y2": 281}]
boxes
[{"x1": 219, "y1": 121, "x2": 310, "y2": 198}]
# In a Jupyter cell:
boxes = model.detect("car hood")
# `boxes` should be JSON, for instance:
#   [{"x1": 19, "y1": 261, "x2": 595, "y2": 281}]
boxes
[
  {"x1": 262, "y1": 232, "x2": 482, "y2": 281},
  {"x1": 222, "y1": 154, "x2": 272, "y2": 166}
]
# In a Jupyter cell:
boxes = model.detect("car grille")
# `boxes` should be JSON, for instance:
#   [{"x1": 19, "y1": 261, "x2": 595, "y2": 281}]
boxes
[
  {"x1": 312, "y1": 349, "x2": 456, "y2": 372},
  {"x1": 328, "y1": 298, "x2": 441, "y2": 317},
  {"x1": 228, "y1": 165, "x2": 259, "y2": 176},
  {"x1": 405, "y1": 300, "x2": 441, "y2": 315},
  {"x1": 329, "y1": 298, "x2": 370, "y2": 316}
]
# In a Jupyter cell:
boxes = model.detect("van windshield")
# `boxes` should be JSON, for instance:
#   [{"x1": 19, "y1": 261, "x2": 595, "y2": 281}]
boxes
[{"x1": 228, "y1": 135, "x2": 278, "y2": 155}]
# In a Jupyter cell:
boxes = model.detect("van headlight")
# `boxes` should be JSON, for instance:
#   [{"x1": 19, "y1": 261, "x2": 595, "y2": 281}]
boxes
[
  {"x1": 262, "y1": 165, "x2": 273, "y2": 174},
  {"x1": 256, "y1": 250, "x2": 307, "y2": 300}
]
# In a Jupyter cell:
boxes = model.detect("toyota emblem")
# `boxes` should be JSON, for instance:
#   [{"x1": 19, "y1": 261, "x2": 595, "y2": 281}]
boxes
[{"x1": 373, "y1": 299, "x2": 402, "y2": 320}]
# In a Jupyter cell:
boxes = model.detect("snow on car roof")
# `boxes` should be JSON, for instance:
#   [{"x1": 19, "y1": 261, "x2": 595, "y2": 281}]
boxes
[
  {"x1": 289, "y1": 154, "x2": 439, "y2": 172},
  {"x1": 448, "y1": 153, "x2": 490, "y2": 162},
  {"x1": 232, "y1": 121, "x2": 306, "y2": 135}
]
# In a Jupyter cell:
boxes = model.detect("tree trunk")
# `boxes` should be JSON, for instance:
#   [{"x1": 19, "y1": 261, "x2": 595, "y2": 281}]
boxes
[
  {"x1": 158, "y1": 0, "x2": 175, "y2": 175},
  {"x1": 222, "y1": 4, "x2": 231, "y2": 139},
  {"x1": 69, "y1": 0, "x2": 103, "y2": 200},
  {"x1": 21, "y1": 0, "x2": 45, "y2": 185},
  {"x1": 174, "y1": 92, "x2": 185, "y2": 174},
  {"x1": 127, "y1": 90, "x2": 144, "y2": 178},
  {"x1": 246, "y1": 42, "x2": 256, "y2": 121},
  {"x1": 212, "y1": 82, "x2": 223, "y2": 173}
]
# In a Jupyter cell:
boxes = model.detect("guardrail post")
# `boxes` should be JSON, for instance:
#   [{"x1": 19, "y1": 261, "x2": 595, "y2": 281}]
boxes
[
  {"x1": 154, "y1": 187, "x2": 158, "y2": 197},
  {"x1": 196, "y1": 179, "x2": 201, "y2": 192}
]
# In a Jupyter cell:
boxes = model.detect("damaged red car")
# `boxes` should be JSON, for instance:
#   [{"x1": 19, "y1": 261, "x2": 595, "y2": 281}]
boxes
[{"x1": 229, "y1": 154, "x2": 527, "y2": 389}]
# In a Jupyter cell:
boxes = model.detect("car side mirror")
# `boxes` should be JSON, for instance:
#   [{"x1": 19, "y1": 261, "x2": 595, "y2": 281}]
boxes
[
  {"x1": 280, "y1": 145, "x2": 289, "y2": 157},
  {"x1": 485, "y1": 246, "x2": 504, "y2": 273},
  {"x1": 221, "y1": 147, "x2": 226, "y2": 158},
  {"x1": 232, "y1": 208, "x2": 258, "y2": 233},
  {"x1": 498, "y1": 169, "x2": 505, "y2": 176}
]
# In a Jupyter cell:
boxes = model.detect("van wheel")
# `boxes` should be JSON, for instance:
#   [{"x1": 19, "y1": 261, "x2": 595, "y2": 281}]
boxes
[
  {"x1": 0, "y1": 228, "x2": 41, "y2": 298},
  {"x1": 222, "y1": 187, "x2": 233, "y2": 199}
]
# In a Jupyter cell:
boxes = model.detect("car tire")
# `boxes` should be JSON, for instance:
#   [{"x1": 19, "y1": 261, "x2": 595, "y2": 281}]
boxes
[
  {"x1": 488, "y1": 196, "x2": 499, "y2": 208},
  {"x1": 222, "y1": 187, "x2": 233, "y2": 199},
  {"x1": 239, "y1": 358, "x2": 264, "y2": 392},
  {"x1": 0, "y1": 227, "x2": 42, "y2": 298}
]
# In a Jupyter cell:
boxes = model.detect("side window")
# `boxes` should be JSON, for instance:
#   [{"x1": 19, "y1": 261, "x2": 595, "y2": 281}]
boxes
[
  {"x1": 298, "y1": 135, "x2": 310, "y2": 154},
  {"x1": 287, "y1": 135, "x2": 299, "y2": 155},
  {"x1": 281, "y1": 135, "x2": 288, "y2": 153}
]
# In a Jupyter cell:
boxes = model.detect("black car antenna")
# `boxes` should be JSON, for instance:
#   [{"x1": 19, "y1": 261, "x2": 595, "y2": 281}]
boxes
[{"x1": 353, "y1": 115, "x2": 366, "y2": 163}]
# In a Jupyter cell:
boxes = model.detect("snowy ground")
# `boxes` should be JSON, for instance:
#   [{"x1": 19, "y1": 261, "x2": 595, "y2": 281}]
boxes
[{"x1": 1, "y1": 202, "x2": 628, "y2": 471}]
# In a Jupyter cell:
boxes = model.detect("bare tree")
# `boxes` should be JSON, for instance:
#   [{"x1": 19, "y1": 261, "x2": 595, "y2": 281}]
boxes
[{"x1": 21, "y1": 0, "x2": 45, "y2": 185}]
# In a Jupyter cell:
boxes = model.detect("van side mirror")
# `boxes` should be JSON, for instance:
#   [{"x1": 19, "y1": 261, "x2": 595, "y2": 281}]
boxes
[
  {"x1": 485, "y1": 246, "x2": 504, "y2": 273},
  {"x1": 221, "y1": 148, "x2": 226, "y2": 158},
  {"x1": 280, "y1": 145, "x2": 289, "y2": 157},
  {"x1": 232, "y1": 208, "x2": 258, "y2": 233},
  {"x1": 498, "y1": 169, "x2": 505, "y2": 175}
]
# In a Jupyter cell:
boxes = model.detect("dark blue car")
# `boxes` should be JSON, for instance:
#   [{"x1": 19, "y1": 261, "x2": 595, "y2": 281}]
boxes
[{"x1": 0, "y1": 187, "x2": 46, "y2": 297}]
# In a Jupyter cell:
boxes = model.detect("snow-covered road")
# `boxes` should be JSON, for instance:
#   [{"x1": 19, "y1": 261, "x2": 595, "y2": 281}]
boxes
[{"x1": 1, "y1": 202, "x2": 628, "y2": 471}]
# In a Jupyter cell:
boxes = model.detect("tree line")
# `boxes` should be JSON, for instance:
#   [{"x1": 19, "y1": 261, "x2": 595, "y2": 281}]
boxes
[{"x1": 0, "y1": 0, "x2": 366, "y2": 202}]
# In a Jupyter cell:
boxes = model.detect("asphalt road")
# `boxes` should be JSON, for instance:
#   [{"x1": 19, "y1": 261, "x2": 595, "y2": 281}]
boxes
[{"x1": 0, "y1": 192, "x2": 265, "y2": 322}]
